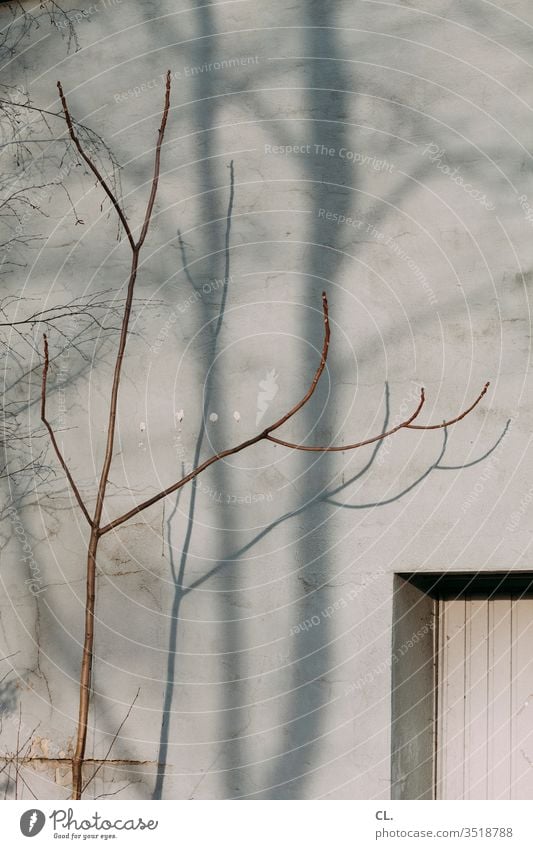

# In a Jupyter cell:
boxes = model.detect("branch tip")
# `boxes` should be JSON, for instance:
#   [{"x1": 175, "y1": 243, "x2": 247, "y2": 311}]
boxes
[{"x1": 406, "y1": 381, "x2": 489, "y2": 431}]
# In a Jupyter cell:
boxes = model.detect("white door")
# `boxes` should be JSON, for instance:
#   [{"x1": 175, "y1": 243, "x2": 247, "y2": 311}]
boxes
[{"x1": 436, "y1": 597, "x2": 533, "y2": 799}]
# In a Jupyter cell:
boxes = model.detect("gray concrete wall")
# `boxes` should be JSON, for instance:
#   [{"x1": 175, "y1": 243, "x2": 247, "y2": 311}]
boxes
[{"x1": 0, "y1": 0, "x2": 532, "y2": 799}]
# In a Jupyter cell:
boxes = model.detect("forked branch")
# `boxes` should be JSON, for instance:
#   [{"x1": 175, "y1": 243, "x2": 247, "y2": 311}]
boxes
[
  {"x1": 265, "y1": 382, "x2": 490, "y2": 450},
  {"x1": 56, "y1": 82, "x2": 135, "y2": 250},
  {"x1": 98, "y1": 294, "x2": 489, "y2": 535},
  {"x1": 405, "y1": 382, "x2": 490, "y2": 430},
  {"x1": 51, "y1": 71, "x2": 172, "y2": 800}
]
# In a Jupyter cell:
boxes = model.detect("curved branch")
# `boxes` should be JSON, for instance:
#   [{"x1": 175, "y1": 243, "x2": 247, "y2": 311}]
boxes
[
  {"x1": 263, "y1": 291, "x2": 330, "y2": 434},
  {"x1": 56, "y1": 81, "x2": 135, "y2": 251},
  {"x1": 99, "y1": 293, "x2": 490, "y2": 535},
  {"x1": 405, "y1": 381, "x2": 490, "y2": 429},
  {"x1": 40, "y1": 334, "x2": 93, "y2": 528},
  {"x1": 266, "y1": 387, "x2": 426, "y2": 452},
  {"x1": 99, "y1": 291, "x2": 331, "y2": 535},
  {"x1": 264, "y1": 382, "x2": 488, "y2": 451}
]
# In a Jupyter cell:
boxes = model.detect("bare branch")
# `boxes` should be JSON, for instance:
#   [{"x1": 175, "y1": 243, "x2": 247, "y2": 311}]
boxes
[
  {"x1": 100, "y1": 295, "x2": 490, "y2": 534},
  {"x1": 136, "y1": 70, "x2": 171, "y2": 251},
  {"x1": 264, "y1": 291, "x2": 331, "y2": 433},
  {"x1": 40, "y1": 333, "x2": 93, "y2": 527},
  {"x1": 68, "y1": 71, "x2": 172, "y2": 800},
  {"x1": 98, "y1": 292, "x2": 330, "y2": 534},
  {"x1": 92, "y1": 69, "x2": 171, "y2": 532},
  {"x1": 265, "y1": 387, "x2": 426, "y2": 450},
  {"x1": 261, "y1": 383, "x2": 488, "y2": 451},
  {"x1": 56, "y1": 82, "x2": 135, "y2": 250},
  {"x1": 405, "y1": 381, "x2": 490, "y2": 429}
]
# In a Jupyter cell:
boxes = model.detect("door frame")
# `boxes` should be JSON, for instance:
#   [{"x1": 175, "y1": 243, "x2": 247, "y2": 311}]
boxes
[{"x1": 391, "y1": 571, "x2": 533, "y2": 800}]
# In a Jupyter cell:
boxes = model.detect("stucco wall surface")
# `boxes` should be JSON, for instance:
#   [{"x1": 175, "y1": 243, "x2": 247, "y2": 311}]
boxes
[{"x1": 1, "y1": 0, "x2": 532, "y2": 799}]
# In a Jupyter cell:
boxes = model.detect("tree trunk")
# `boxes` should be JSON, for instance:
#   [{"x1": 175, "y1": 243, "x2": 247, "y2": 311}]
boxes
[{"x1": 72, "y1": 527, "x2": 99, "y2": 799}]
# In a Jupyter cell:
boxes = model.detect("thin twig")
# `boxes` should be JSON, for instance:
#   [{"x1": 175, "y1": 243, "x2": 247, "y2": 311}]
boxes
[
  {"x1": 56, "y1": 82, "x2": 135, "y2": 250},
  {"x1": 81, "y1": 688, "x2": 140, "y2": 794},
  {"x1": 265, "y1": 383, "x2": 489, "y2": 451},
  {"x1": 265, "y1": 389, "x2": 424, "y2": 450},
  {"x1": 92, "y1": 69, "x2": 172, "y2": 534},
  {"x1": 264, "y1": 292, "x2": 331, "y2": 432},
  {"x1": 406, "y1": 382, "x2": 490, "y2": 429},
  {"x1": 40, "y1": 334, "x2": 93, "y2": 527},
  {"x1": 136, "y1": 71, "x2": 171, "y2": 251},
  {"x1": 14, "y1": 704, "x2": 20, "y2": 800},
  {"x1": 95, "y1": 780, "x2": 138, "y2": 799}
]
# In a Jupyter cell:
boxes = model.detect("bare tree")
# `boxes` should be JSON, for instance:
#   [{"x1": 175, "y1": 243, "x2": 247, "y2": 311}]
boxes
[{"x1": 39, "y1": 72, "x2": 491, "y2": 799}]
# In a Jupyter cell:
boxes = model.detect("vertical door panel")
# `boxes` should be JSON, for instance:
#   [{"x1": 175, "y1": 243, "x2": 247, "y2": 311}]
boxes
[
  {"x1": 437, "y1": 596, "x2": 533, "y2": 800},
  {"x1": 464, "y1": 599, "x2": 488, "y2": 799},
  {"x1": 487, "y1": 598, "x2": 512, "y2": 799},
  {"x1": 436, "y1": 599, "x2": 466, "y2": 799},
  {"x1": 510, "y1": 599, "x2": 533, "y2": 798}
]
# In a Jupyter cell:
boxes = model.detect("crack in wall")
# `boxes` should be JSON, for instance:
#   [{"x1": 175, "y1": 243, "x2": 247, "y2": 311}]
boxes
[{"x1": 0, "y1": 756, "x2": 156, "y2": 765}]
